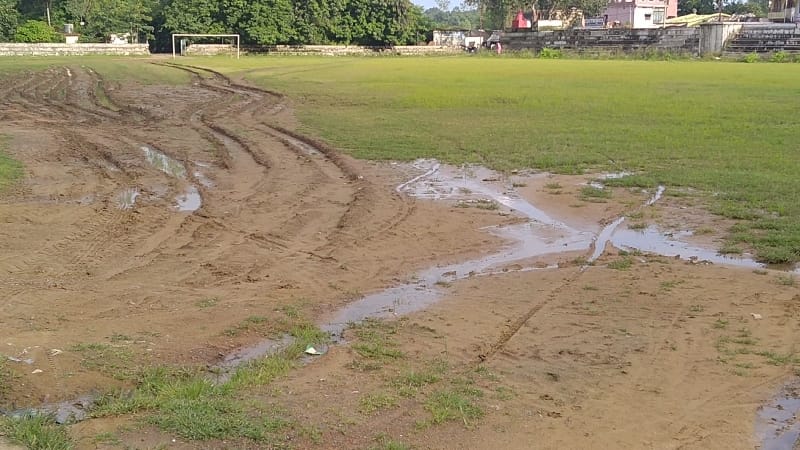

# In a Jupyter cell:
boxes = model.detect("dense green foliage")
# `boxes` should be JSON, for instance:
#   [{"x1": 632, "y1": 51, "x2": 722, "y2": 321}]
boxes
[
  {"x1": 423, "y1": 6, "x2": 481, "y2": 30},
  {"x1": 187, "y1": 56, "x2": 800, "y2": 263},
  {"x1": 0, "y1": 0, "x2": 19, "y2": 41},
  {"x1": 0, "y1": 0, "x2": 431, "y2": 47},
  {"x1": 14, "y1": 19, "x2": 59, "y2": 42}
]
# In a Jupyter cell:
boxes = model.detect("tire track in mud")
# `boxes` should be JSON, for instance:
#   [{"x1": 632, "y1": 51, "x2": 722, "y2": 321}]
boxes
[
  {"x1": 0, "y1": 68, "x2": 172, "y2": 295},
  {"x1": 160, "y1": 62, "x2": 416, "y2": 248}
]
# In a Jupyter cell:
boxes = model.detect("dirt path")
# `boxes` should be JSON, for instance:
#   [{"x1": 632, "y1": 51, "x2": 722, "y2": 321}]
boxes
[
  {"x1": 0, "y1": 62, "x2": 798, "y2": 450},
  {"x1": 0, "y1": 63, "x2": 503, "y2": 411}
]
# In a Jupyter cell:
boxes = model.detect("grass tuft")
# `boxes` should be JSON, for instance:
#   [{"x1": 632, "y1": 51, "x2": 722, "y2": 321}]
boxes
[{"x1": 0, "y1": 414, "x2": 73, "y2": 450}]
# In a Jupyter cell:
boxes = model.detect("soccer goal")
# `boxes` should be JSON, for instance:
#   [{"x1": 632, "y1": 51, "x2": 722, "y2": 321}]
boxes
[{"x1": 171, "y1": 34, "x2": 240, "y2": 59}]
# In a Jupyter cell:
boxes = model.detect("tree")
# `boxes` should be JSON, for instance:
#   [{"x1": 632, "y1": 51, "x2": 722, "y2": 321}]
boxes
[
  {"x1": 14, "y1": 19, "x2": 59, "y2": 42},
  {"x1": 725, "y1": 0, "x2": 767, "y2": 16},
  {"x1": 163, "y1": 0, "x2": 226, "y2": 34},
  {"x1": 240, "y1": 0, "x2": 295, "y2": 44},
  {"x1": 63, "y1": 0, "x2": 155, "y2": 42},
  {"x1": 678, "y1": 0, "x2": 717, "y2": 14},
  {"x1": 0, "y1": 0, "x2": 20, "y2": 41}
]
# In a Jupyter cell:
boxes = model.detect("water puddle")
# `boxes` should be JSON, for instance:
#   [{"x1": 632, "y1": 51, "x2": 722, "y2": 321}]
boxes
[
  {"x1": 175, "y1": 186, "x2": 202, "y2": 212},
  {"x1": 758, "y1": 381, "x2": 800, "y2": 450},
  {"x1": 140, "y1": 145, "x2": 204, "y2": 212},
  {"x1": 4, "y1": 395, "x2": 93, "y2": 425},
  {"x1": 279, "y1": 134, "x2": 321, "y2": 157},
  {"x1": 116, "y1": 188, "x2": 139, "y2": 210},
  {"x1": 141, "y1": 145, "x2": 187, "y2": 178},
  {"x1": 612, "y1": 226, "x2": 764, "y2": 269},
  {"x1": 8, "y1": 159, "x2": 789, "y2": 424}
]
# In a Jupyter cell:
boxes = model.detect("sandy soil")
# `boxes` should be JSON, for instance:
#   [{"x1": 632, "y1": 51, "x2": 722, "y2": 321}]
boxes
[{"x1": 0, "y1": 62, "x2": 797, "y2": 450}]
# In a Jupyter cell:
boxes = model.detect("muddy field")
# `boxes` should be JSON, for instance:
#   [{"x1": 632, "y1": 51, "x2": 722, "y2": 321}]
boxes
[{"x1": 0, "y1": 61, "x2": 798, "y2": 449}]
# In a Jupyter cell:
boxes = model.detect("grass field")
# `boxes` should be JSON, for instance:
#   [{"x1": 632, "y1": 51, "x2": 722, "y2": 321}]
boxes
[
  {"x1": 0, "y1": 56, "x2": 190, "y2": 85},
  {"x1": 183, "y1": 56, "x2": 800, "y2": 263},
  {"x1": 0, "y1": 135, "x2": 22, "y2": 190}
]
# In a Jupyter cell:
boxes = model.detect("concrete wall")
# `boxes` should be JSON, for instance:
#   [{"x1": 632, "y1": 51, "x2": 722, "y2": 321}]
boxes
[
  {"x1": 183, "y1": 44, "x2": 461, "y2": 56},
  {"x1": 502, "y1": 27, "x2": 700, "y2": 54},
  {"x1": 724, "y1": 23, "x2": 800, "y2": 53},
  {"x1": 0, "y1": 43, "x2": 149, "y2": 56},
  {"x1": 698, "y1": 22, "x2": 743, "y2": 55}
]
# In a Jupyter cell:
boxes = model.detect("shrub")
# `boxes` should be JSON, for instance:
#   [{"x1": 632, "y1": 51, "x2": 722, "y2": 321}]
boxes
[
  {"x1": 538, "y1": 47, "x2": 563, "y2": 59},
  {"x1": 14, "y1": 20, "x2": 59, "y2": 43},
  {"x1": 742, "y1": 52, "x2": 760, "y2": 63},
  {"x1": 770, "y1": 50, "x2": 788, "y2": 63}
]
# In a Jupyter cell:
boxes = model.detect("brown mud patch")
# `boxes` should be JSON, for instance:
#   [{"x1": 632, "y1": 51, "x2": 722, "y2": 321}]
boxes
[{"x1": 0, "y1": 61, "x2": 797, "y2": 450}]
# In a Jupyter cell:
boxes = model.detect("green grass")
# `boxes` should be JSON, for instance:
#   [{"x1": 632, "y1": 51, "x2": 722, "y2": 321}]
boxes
[
  {"x1": 608, "y1": 256, "x2": 633, "y2": 270},
  {"x1": 92, "y1": 317, "x2": 328, "y2": 444},
  {"x1": 0, "y1": 357, "x2": 10, "y2": 400},
  {"x1": 359, "y1": 392, "x2": 399, "y2": 414},
  {"x1": 0, "y1": 414, "x2": 74, "y2": 450},
  {"x1": 71, "y1": 342, "x2": 135, "y2": 380},
  {"x1": 0, "y1": 135, "x2": 22, "y2": 191},
  {"x1": 179, "y1": 56, "x2": 800, "y2": 263},
  {"x1": 423, "y1": 387, "x2": 484, "y2": 427},
  {"x1": 350, "y1": 319, "x2": 405, "y2": 361},
  {"x1": 0, "y1": 57, "x2": 190, "y2": 85}
]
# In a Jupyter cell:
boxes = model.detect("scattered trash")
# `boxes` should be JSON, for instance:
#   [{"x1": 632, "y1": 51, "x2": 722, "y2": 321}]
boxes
[
  {"x1": 49, "y1": 349, "x2": 63, "y2": 356},
  {"x1": 304, "y1": 345, "x2": 324, "y2": 356},
  {"x1": 751, "y1": 313, "x2": 763, "y2": 320},
  {"x1": 31, "y1": 369, "x2": 43, "y2": 374}
]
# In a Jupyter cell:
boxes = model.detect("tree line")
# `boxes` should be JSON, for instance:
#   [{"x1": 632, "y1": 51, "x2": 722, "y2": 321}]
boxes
[{"x1": 0, "y1": 0, "x2": 443, "y2": 49}]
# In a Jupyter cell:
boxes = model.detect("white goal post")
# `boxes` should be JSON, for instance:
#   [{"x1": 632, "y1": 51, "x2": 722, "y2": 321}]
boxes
[{"x1": 171, "y1": 34, "x2": 240, "y2": 59}]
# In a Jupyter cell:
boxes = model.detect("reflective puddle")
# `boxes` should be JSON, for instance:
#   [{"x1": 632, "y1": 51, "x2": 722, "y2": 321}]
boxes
[
  {"x1": 116, "y1": 188, "x2": 139, "y2": 210},
  {"x1": 141, "y1": 145, "x2": 186, "y2": 178},
  {"x1": 140, "y1": 145, "x2": 204, "y2": 212},
  {"x1": 758, "y1": 381, "x2": 800, "y2": 450}
]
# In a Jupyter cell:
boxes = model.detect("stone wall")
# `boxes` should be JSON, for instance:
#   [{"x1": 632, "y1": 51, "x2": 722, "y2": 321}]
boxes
[
  {"x1": 0, "y1": 43, "x2": 149, "y2": 56},
  {"x1": 183, "y1": 44, "x2": 461, "y2": 57},
  {"x1": 501, "y1": 28, "x2": 700, "y2": 55}
]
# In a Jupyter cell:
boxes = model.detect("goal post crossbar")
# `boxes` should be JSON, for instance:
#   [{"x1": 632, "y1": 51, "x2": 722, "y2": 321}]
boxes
[{"x1": 171, "y1": 34, "x2": 240, "y2": 59}]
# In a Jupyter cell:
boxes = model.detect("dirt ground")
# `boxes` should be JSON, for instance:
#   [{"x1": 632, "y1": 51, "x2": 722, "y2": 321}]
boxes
[{"x1": 0, "y1": 61, "x2": 798, "y2": 449}]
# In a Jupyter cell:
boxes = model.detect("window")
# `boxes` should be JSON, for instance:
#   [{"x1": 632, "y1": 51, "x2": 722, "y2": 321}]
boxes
[
  {"x1": 653, "y1": 9, "x2": 665, "y2": 22},
  {"x1": 645, "y1": 13, "x2": 653, "y2": 20}
]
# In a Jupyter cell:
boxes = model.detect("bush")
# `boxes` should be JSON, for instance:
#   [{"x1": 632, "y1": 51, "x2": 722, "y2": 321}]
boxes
[
  {"x1": 770, "y1": 50, "x2": 788, "y2": 63},
  {"x1": 742, "y1": 52, "x2": 760, "y2": 63},
  {"x1": 14, "y1": 20, "x2": 59, "y2": 43},
  {"x1": 538, "y1": 47, "x2": 563, "y2": 59}
]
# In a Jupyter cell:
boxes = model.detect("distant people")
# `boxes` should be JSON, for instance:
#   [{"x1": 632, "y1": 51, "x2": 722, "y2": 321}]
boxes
[{"x1": 496, "y1": 42, "x2": 503, "y2": 54}]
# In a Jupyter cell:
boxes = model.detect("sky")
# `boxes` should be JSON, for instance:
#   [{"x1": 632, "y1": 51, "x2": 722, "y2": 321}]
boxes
[
  {"x1": 413, "y1": 0, "x2": 440, "y2": 9},
  {"x1": 413, "y1": 0, "x2": 458, "y2": 10}
]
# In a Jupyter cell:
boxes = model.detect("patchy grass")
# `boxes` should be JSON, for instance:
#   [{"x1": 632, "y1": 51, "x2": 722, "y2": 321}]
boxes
[
  {"x1": 455, "y1": 199, "x2": 500, "y2": 210},
  {"x1": 775, "y1": 274, "x2": 796, "y2": 287},
  {"x1": 423, "y1": 387, "x2": 485, "y2": 427},
  {"x1": 0, "y1": 414, "x2": 73, "y2": 450},
  {"x1": 371, "y1": 433, "x2": 411, "y2": 450},
  {"x1": 608, "y1": 256, "x2": 633, "y2": 270},
  {"x1": 359, "y1": 392, "x2": 399, "y2": 414},
  {"x1": 92, "y1": 316, "x2": 327, "y2": 445},
  {"x1": 391, "y1": 360, "x2": 447, "y2": 398},
  {"x1": 178, "y1": 57, "x2": 800, "y2": 263},
  {"x1": 71, "y1": 342, "x2": 135, "y2": 380},
  {"x1": 579, "y1": 186, "x2": 612, "y2": 202},
  {"x1": 0, "y1": 135, "x2": 22, "y2": 191},
  {"x1": 195, "y1": 297, "x2": 219, "y2": 308},
  {"x1": 223, "y1": 315, "x2": 269, "y2": 337},
  {"x1": 350, "y1": 319, "x2": 405, "y2": 362}
]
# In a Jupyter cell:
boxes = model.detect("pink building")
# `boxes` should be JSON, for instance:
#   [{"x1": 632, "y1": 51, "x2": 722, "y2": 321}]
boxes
[{"x1": 603, "y1": 0, "x2": 678, "y2": 28}]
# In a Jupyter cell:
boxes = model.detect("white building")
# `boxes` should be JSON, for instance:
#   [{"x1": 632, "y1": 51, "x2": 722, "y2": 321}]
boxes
[{"x1": 603, "y1": 0, "x2": 678, "y2": 28}]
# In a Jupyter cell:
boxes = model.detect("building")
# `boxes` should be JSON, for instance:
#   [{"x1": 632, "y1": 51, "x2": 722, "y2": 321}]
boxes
[
  {"x1": 767, "y1": 0, "x2": 798, "y2": 22},
  {"x1": 603, "y1": 0, "x2": 678, "y2": 28}
]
